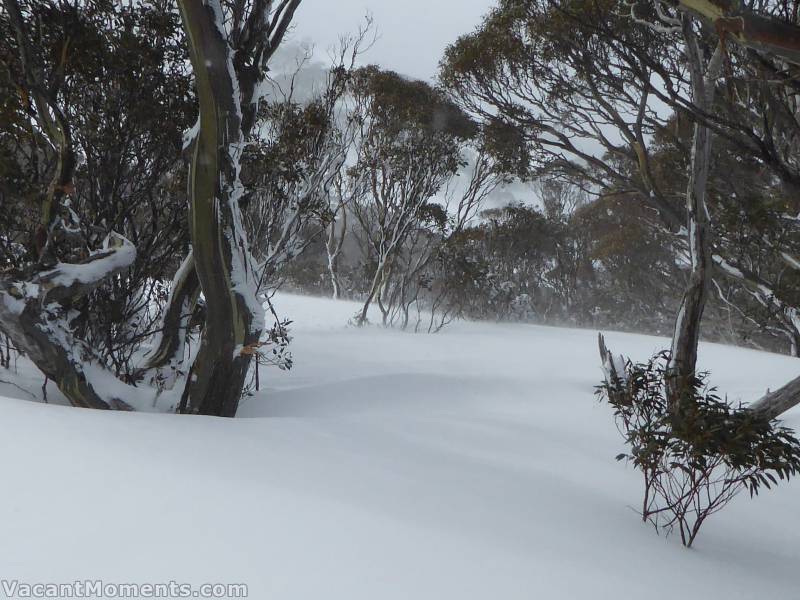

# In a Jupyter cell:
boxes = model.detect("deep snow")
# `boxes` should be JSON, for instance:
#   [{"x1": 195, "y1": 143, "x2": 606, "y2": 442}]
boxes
[{"x1": 0, "y1": 293, "x2": 798, "y2": 599}]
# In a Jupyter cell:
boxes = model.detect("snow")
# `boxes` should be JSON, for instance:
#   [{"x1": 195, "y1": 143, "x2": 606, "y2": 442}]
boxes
[
  {"x1": 782, "y1": 251, "x2": 800, "y2": 272},
  {"x1": 182, "y1": 117, "x2": 200, "y2": 151},
  {"x1": 0, "y1": 285, "x2": 30, "y2": 316},
  {"x1": 37, "y1": 233, "x2": 136, "y2": 291},
  {"x1": 0, "y1": 293, "x2": 799, "y2": 599}
]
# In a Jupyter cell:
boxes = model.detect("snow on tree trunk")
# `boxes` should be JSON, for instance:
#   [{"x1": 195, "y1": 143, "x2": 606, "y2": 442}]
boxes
[
  {"x1": 326, "y1": 207, "x2": 347, "y2": 300},
  {"x1": 665, "y1": 21, "x2": 722, "y2": 411},
  {"x1": 670, "y1": 2, "x2": 800, "y2": 420},
  {"x1": 0, "y1": 234, "x2": 137, "y2": 409},
  {"x1": 140, "y1": 251, "x2": 200, "y2": 387},
  {"x1": 355, "y1": 256, "x2": 389, "y2": 326},
  {"x1": 175, "y1": 0, "x2": 264, "y2": 417}
]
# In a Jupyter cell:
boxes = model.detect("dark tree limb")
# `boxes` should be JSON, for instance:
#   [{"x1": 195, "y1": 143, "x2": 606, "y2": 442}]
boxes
[{"x1": 0, "y1": 234, "x2": 137, "y2": 410}]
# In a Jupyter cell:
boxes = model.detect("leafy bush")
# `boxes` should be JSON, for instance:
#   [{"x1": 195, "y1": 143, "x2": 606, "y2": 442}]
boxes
[{"x1": 598, "y1": 353, "x2": 800, "y2": 547}]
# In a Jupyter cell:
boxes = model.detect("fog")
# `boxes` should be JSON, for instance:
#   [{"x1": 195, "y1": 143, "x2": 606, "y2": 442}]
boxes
[{"x1": 290, "y1": 0, "x2": 495, "y2": 81}]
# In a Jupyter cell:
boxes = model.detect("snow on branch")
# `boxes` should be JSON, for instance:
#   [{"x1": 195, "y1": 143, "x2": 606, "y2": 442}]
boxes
[
  {"x1": 598, "y1": 333, "x2": 628, "y2": 395},
  {"x1": 32, "y1": 233, "x2": 136, "y2": 305}
]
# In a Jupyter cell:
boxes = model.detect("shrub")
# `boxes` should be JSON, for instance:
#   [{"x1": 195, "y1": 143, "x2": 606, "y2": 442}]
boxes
[{"x1": 598, "y1": 352, "x2": 800, "y2": 547}]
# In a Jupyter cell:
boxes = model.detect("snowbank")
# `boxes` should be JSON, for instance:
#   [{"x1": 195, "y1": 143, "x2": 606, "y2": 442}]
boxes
[{"x1": 0, "y1": 293, "x2": 797, "y2": 599}]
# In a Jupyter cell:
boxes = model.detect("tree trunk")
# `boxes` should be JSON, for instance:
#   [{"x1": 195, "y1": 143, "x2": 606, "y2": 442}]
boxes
[
  {"x1": 665, "y1": 24, "x2": 722, "y2": 410},
  {"x1": 601, "y1": 5, "x2": 800, "y2": 422},
  {"x1": 326, "y1": 208, "x2": 346, "y2": 300},
  {"x1": 356, "y1": 256, "x2": 389, "y2": 326},
  {"x1": 675, "y1": 3, "x2": 800, "y2": 421},
  {"x1": 0, "y1": 235, "x2": 137, "y2": 409},
  {"x1": 176, "y1": 0, "x2": 263, "y2": 417},
  {"x1": 139, "y1": 251, "x2": 200, "y2": 386}
]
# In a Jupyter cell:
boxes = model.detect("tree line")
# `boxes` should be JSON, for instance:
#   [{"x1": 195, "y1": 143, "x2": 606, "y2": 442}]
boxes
[
  {"x1": 2, "y1": 0, "x2": 800, "y2": 423},
  {"x1": 3, "y1": 0, "x2": 800, "y2": 548}
]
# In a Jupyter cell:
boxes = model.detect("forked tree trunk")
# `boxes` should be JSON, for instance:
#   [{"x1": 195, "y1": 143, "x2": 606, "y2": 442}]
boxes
[
  {"x1": 355, "y1": 255, "x2": 388, "y2": 326},
  {"x1": 175, "y1": 0, "x2": 263, "y2": 417}
]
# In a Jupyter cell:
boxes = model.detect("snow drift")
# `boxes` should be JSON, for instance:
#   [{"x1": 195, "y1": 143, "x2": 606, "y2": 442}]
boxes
[{"x1": 0, "y1": 293, "x2": 797, "y2": 599}]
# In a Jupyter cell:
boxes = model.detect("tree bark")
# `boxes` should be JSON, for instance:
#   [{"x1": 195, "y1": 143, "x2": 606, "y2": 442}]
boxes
[
  {"x1": 665, "y1": 22, "x2": 722, "y2": 410},
  {"x1": 0, "y1": 234, "x2": 137, "y2": 409},
  {"x1": 750, "y1": 375, "x2": 800, "y2": 420},
  {"x1": 355, "y1": 257, "x2": 387, "y2": 326},
  {"x1": 326, "y1": 207, "x2": 346, "y2": 300},
  {"x1": 140, "y1": 251, "x2": 200, "y2": 384},
  {"x1": 677, "y1": 0, "x2": 800, "y2": 65},
  {"x1": 176, "y1": 0, "x2": 263, "y2": 417}
]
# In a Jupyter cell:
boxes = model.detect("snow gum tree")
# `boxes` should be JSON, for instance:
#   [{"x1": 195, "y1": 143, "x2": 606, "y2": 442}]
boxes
[
  {"x1": 173, "y1": 0, "x2": 300, "y2": 417},
  {"x1": 662, "y1": 17, "x2": 723, "y2": 409},
  {"x1": 343, "y1": 67, "x2": 479, "y2": 326},
  {"x1": 0, "y1": 0, "x2": 191, "y2": 408},
  {"x1": 440, "y1": 0, "x2": 800, "y2": 418},
  {"x1": 0, "y1": 0, "x2": 302, "y2": 415}
]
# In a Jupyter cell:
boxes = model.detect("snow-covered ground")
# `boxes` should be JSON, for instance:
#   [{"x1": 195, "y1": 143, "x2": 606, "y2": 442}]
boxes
[{"x1": 0, "y1": 293, "x2": 798, "y2": 599}]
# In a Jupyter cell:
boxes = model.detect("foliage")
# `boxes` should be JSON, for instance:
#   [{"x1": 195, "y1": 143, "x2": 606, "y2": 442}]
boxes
[
  {"x1": 439, "y1": 0, "x2": 800, "y2": 354},
  {"x1": 346, "y1": 66, "x2": 485, "y2": 327},
  {"x1": 0, "y1": 0, "x2": 193, "y2": 378},
  {"x1": 599, "y1": 353, "x2": 800, "y2": 547}
]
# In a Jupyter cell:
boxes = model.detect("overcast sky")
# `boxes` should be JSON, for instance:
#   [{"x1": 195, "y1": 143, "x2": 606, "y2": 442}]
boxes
[{"x1": 289, "y1": 0, "x2": 496, "y2": 81}]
